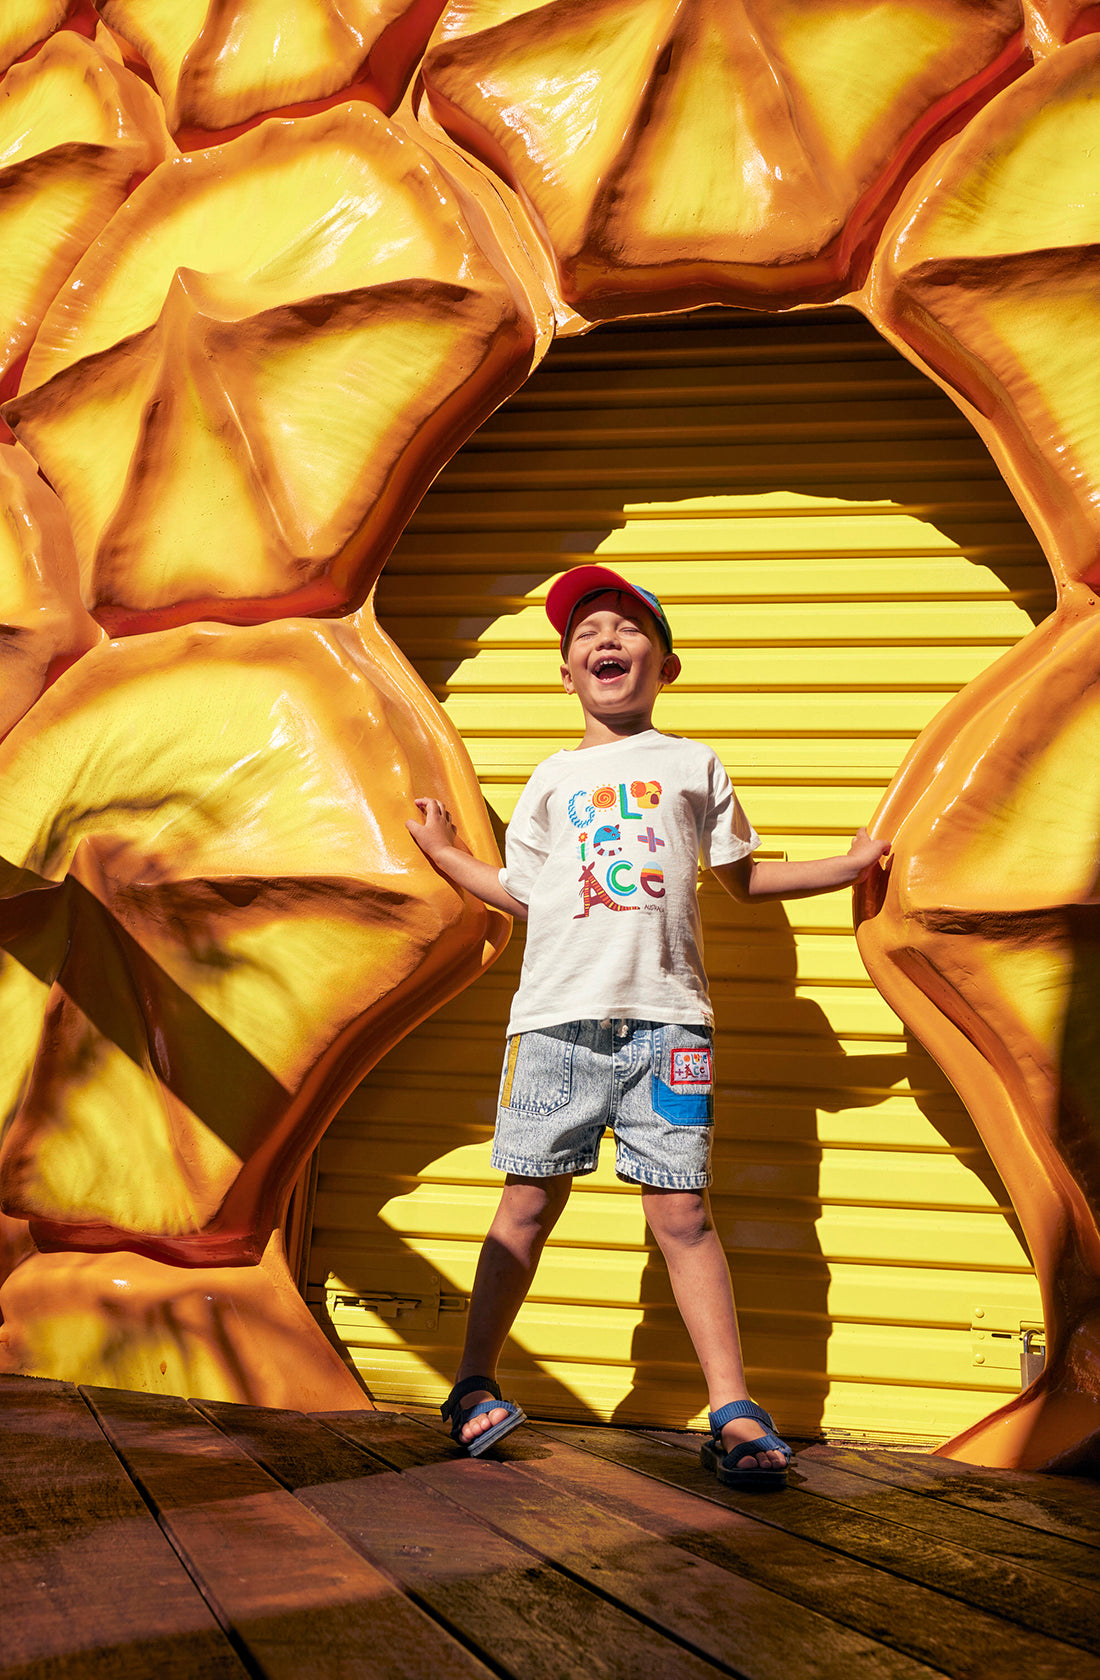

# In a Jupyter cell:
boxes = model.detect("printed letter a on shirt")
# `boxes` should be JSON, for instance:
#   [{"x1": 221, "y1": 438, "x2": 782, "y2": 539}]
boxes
[{"x1": 575, "y1": 863, "x2": 633, "y2": 918}]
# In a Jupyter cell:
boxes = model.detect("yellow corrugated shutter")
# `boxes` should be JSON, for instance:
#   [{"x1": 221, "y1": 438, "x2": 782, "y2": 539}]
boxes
[{"x1": 306, "y1": 306, "x2": 1051, "y2": 1439}]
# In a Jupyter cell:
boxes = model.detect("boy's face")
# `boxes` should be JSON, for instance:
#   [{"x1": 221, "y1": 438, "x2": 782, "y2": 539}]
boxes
[{"x1": 560, "y1": 590, "x2": 680, "y2": 722}]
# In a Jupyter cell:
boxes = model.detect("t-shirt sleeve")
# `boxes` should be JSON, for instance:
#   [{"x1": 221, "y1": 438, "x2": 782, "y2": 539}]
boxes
[
  {"x1": 498, "y1": 773, "x2": 551, "y2": 906},
  {"x1": 701, "y1": 752, "x2": 759, "y2": 867}
]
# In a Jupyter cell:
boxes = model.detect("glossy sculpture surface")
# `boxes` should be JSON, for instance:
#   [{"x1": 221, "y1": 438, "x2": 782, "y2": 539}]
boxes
[{"x1": 1, "y1": 0, "x2": 1098, "y2": 1466}]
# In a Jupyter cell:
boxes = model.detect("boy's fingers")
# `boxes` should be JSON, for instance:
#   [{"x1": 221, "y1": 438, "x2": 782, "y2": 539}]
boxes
[
  {"x1": 853, "y1": 826, "x2": 891, "y2": 854},
  {"x1": 859, "y1": 846, "x2": 893, "y2": 881}
]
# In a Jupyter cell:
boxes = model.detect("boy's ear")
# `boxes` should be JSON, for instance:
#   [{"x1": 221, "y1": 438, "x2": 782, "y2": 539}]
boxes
[
  {"x1": 661, "y1": 653, "x2": 682, "y2": 685},
  {"x1": 560, "y1": 661, "x2": 575, "y2": 694}
]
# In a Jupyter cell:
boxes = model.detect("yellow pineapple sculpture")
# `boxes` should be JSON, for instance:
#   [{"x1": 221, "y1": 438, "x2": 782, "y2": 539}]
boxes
[{"x1": 0, "y1": 0, "x2": 1098, "y2": 1470}]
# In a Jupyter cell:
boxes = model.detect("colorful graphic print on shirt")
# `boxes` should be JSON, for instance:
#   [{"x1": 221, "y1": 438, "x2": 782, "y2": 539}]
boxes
[{"x1": 570, "y1": 779, "x2": 666, "y2": 917}]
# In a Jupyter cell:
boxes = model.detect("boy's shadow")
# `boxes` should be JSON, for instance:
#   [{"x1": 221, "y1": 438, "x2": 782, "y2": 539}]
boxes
[{"x1": 612, "y1": 888, "x2": 911, "y2": 1433}]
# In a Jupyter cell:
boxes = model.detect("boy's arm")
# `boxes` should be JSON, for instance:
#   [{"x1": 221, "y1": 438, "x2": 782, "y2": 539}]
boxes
[
  {"x1": 406, "y1": 797, "x2": 529, "y2": 920},
  {"x1": 711, "y1": 827, "x2": 889, "y2": 903}
]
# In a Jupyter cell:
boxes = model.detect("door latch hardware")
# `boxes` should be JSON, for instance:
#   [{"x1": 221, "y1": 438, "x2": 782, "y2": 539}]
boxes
[
  {"x1": 332, "y1": 1290, "x2": 421, "y2": 1320},
  {"x1": 1020, "y1": 1326, "x2": 1046, "y2": 1387},
  {"x1": 970, "y1": 1310, "x2": 1045, "y2": 1387},
  {"x1": 321, "y1": 1273, "x2": 468, "y2": 1332}
]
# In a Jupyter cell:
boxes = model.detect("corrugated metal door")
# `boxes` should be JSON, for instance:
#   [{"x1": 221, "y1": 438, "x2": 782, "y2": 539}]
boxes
[{"x1": 306, "y1": 306, "x2": 1051, "y2": 1439}]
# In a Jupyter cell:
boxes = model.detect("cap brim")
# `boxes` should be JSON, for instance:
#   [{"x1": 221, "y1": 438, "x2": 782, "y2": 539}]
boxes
[{"x1": 546, "y1": 566, "x2": 671, "y2": 651}]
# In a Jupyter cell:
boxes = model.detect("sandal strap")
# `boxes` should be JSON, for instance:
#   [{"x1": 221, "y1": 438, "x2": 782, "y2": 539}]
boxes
[
  {"x1": 724, "y1": 1430, "x2": 790, "y2": 1468},
  {"x1": 441, "y1": 1374, "x2": 502, "y2": 1421},
  {"x1": 707, "y1": 1398, "x2": 772, "y2": 1437},
  {"x1": 461, "y1": 1398, "x2": 513, "y2": 1427}
]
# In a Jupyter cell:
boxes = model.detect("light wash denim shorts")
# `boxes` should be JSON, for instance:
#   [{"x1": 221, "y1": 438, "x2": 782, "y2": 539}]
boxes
[{"x1": 491, "y1": 1019, "x2": 715, "y2": 1190}]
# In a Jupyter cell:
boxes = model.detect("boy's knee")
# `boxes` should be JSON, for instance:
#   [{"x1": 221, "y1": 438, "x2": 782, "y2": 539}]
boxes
[
  {"x1": 499, "y1": 1173, "x2": 571, "y2": 1231},
  {"x1": 642, "y1": 1187, "x2": 711, "y2": 1248}
]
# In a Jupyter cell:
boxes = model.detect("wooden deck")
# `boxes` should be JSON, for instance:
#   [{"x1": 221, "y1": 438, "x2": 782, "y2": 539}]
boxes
[{"x1": 4, "y1": 1375, "x2": 1099, "y2": 1679}]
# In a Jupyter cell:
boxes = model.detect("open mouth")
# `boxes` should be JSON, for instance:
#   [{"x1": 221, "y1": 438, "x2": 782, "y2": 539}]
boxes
[{"x1": 593, "y1": 658, "x2": 629, "y2": 682}]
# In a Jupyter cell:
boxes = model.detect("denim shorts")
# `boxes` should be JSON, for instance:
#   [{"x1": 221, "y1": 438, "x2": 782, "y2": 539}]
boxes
[{"x1": 491, "y1": 1019, "x2": 715, "y2": 1190}]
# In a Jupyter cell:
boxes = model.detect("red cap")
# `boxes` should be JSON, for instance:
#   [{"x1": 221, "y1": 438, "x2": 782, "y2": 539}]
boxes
[{"x1": 546, "y1": 566, "x2": 673, "y2": 654}]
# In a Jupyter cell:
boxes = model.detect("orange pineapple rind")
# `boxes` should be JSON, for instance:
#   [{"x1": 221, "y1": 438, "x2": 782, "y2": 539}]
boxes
[{"x1": 4, "y1": 103, "x2": 540, "y2": 633}]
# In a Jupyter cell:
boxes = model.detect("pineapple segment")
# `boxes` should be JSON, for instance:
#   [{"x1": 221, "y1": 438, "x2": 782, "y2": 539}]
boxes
[
  {"x1": 872, "y1": 34, "x2": 1100, "y2": 590},
  {"x1": 0, "y1": 609, "x2": 504, "y2": 1242},
  {"x1": 5, "y1": 104, "x2": 538, "y2": 632},
  {"x1": 100, "y1": 0, "x2": 446, "y2": 131},
  {"x1": 0, "y1": 440, "x2": 100, "y2": 740},
  {"x1": 423, "y1": 0, "x2": 1025, "y2": 315},
  {"x1": 0, "y1": 1, "x2": 67, "y2": 78},
  {"x1": 0, "y1": 31, "x2": 171, "y2": 383}
]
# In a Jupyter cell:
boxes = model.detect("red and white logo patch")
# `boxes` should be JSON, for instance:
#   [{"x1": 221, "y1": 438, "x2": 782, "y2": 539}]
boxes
[{"x1": 671, "y1": 1047, "x2": 712, "y2": 1086}]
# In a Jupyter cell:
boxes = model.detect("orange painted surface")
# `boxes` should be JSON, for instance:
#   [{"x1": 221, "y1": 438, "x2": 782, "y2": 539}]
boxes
[
  {"x1": 422, "y1": 0, "x2": 1027, "y2": 317},
  {"x1": 855, "y1": 33, "x2": 1100, "y2": 1469},
  {"x1": 0, "y1": 606, "x2": 510, "y2": 1402},
  {"x1": 4, "y1": 103, "x2": 542, "y2": 633},
  {"x1": 0, "y1": 1, "x2": 1097, "y2": 1462}
]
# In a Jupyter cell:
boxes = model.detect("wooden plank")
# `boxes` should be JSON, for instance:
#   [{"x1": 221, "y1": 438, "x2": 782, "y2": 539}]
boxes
[
  {"x1": 0, "y1": 1376, "x2": 246, "y2": 1679},
  {"x1": 83, "y1": 1386, "x2": 490, "y2": 1680},
  {"x1": 534, "y1": 1423, "x2": 1100, "y2": 1680},
  {"x1": 304, "y1": 1408, "x2": 733, "y2": 1680},
  {"x1": 197, "y1": 1397, "x2": 398, "y2": 1491},
  {"x1": 658, "y1": 1432, "x2": 1098, "y2": 1648},
  {"x1": 652, "y1": 1432, "x2": 1100, "y2": 1638},
  {"x1": 799, "y1": 1444, "x2": 1100, "y2": 1551},
  {"x1": 373, "y1": 1416, "x2": 943, "y2": 1680},
  {"x1": 755, "y1": 1444, "x2": 1100, "y2": 1591}
]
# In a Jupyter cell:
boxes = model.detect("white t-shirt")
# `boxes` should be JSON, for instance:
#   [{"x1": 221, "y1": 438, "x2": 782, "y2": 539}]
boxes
[{"x1": 499, "y1": 730, "x2": 758, "y2": 1033}]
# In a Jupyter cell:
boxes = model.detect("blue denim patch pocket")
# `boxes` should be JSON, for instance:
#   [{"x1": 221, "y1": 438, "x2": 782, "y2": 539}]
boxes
[{"x1": 651, "y1": 1025, "x2": 714, "y2": 1127}]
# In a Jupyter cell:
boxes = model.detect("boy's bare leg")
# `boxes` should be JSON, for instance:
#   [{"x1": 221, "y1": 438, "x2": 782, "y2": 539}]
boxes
[
  {"x1": 641, "y1": 1186, "x2": 787, "y2": 1470},
  {"x1": 452, "y1": 1171, "x2": 573, "y2": 1445}
]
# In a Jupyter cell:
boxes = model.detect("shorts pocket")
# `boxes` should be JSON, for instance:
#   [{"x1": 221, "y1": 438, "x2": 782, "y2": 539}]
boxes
[
  {"x1": 651, "y1": 1024, "x2": 714, "y2": 1126},
  {"x1": 499, "y1": 1022, "x2": 581, "y2": 1115}
]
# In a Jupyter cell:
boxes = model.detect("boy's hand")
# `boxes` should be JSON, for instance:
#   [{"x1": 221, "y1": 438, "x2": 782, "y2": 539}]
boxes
[
  {"x1": 405, "y1": 795, "x2": 528, "y2": 920},
  {"x1": 715, "y1": 826, "x2": 891, "y2": 902},
  {"x1": 407, "y1": 796, "x2": 458, "y2": 859},
  {"x1": 847, "y1": 827, "x2": 891, "y2": 881}
]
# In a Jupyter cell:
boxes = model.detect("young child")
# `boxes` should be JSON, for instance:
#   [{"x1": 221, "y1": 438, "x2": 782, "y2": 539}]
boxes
[{"x1": 407, "y1": 565, "x2": 889, "y2": 1487}]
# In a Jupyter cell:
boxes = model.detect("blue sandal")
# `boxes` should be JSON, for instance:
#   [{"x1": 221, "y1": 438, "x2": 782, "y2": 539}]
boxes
[
  {"x1": 441, "y1": 1375, "x2": 526, "y2": 1457},
  {"x1": 700, "y1": 1399, "x2": 791, "y2": 1489}
]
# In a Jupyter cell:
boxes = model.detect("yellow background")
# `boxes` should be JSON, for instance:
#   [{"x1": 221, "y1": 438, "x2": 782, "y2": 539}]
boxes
[{"x1": 307, "y1": 305, "x2": 1048, "y2": 1439}]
